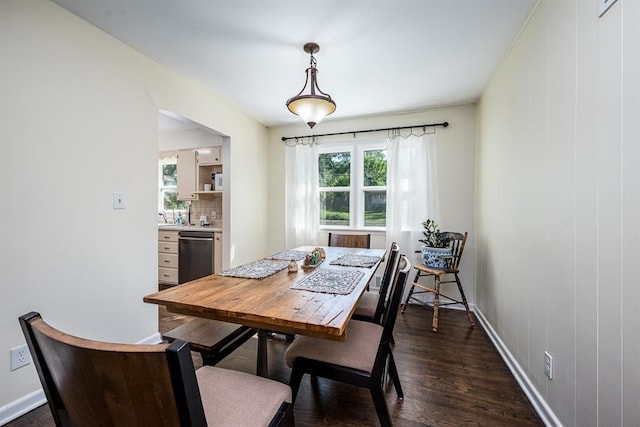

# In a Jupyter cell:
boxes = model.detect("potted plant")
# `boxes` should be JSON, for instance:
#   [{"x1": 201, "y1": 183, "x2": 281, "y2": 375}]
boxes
[{"x1": 419, "y1": 219, "x2": 452, "y2": 269}]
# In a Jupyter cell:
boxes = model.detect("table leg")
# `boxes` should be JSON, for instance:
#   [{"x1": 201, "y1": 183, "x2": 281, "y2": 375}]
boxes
[{"x1": 257, "y1": 329, "x2": 269, "y2": 377}]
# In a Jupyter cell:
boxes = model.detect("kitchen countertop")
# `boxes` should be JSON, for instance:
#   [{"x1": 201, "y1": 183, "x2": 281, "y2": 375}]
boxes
[{"x1": 157, "y1": 224, "x2": 223, "y2": 232}]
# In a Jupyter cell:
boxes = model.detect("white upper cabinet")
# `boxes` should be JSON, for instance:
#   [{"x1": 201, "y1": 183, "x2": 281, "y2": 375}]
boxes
[
  {"x1": 176, "y1": 147, "x2": 223, "y2": 199},
  {"x1": 196, "y1": 146, "x2": 221, "y2": 165},
  {"x1": 177, "y1": 150, "x2": 197, "y2": 200}
]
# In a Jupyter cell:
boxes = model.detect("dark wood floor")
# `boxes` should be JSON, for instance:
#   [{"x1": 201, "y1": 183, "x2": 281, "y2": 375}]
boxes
[{"x1": 7, "y1": 305, "x2": 542, "y2": 426}]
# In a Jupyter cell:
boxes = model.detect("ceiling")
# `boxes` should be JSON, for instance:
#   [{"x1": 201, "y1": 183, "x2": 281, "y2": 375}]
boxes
[{"x1": 52, "y1": 0, "x2": 537, "y2": 128}]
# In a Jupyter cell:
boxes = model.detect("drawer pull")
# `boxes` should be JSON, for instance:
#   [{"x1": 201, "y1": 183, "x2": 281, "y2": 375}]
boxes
[
  {"x1": 164, "y1": 247, "x2": 171, "y2": 250},
  {"x1": 163, "y1": 274, "x2": 171, "y2": 277},
  {"x1": 163, "y1": 236, "x2": 171, "y2": 239},
  {"x1": 164, "y1": 260, "x2": 170, "y2": 263}
]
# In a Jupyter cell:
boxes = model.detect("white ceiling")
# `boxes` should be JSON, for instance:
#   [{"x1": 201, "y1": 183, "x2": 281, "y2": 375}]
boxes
[{"x1": 52, "y1": 0, "x2": 537, "y2": 128}]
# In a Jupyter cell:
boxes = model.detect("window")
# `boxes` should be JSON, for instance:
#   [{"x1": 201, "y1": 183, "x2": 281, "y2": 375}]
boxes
[
  {"x1": 158, "y1": 158, "x2": 187, "y2": 219},
  {"x1": 319, "y1": 141, "x2": 387, "y2": 229}
]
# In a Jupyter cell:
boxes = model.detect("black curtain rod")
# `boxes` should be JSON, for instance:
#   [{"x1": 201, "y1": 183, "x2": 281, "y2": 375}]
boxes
[{"x1": 281, "y1": 121, "x2": 449, "y2": 142}]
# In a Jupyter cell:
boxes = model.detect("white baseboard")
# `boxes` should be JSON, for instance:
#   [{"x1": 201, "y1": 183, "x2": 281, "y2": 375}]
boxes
[
  {"x1": 472, "y1": 306, "x2": 563, "y2": 427},
  {"x1": 0, "y1": 389, "x2": 45, "y2": 426}
]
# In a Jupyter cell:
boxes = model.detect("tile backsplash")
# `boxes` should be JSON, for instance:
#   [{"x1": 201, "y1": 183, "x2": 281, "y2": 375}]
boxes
[{"x1": 189, "y1": 198, "x2": 222, "y2": 226}]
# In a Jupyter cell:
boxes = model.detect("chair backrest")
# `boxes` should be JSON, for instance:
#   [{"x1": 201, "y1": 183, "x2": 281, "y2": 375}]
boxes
[
  {"x1": 440, "y1": 231, "x2": 468, "y2": 270},
  {"x1": 373, "y1": 255, "x2": 410, "y2": 372},
  {"x1": 19, "y1": 312, "x2": 207, "y2": 427},
  {"x1": 327, "y1": 232, "x2": 371, "y2": 249},
  {"x1": 372, "y1": 242, "x2": 400, "y2": 323}
]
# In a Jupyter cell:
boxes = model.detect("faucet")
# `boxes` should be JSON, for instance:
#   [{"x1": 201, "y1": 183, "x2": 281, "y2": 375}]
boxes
[{"x1": 159, "y1": 211, "x2": 168, "y2": 223}]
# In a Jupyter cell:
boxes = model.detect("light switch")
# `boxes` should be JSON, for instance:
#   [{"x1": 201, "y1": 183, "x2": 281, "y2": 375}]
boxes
[{"x1": 113, "y1": 192, "x2": 126, "y2": 209}]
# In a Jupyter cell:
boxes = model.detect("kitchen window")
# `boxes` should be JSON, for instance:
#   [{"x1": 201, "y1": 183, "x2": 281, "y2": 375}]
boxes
[
  {"x1": 158, "y1": 158, "x2": 187, "y2": 218},
  {"x1": 319, "y1": 141, "x2": 387, "y2": 229}
]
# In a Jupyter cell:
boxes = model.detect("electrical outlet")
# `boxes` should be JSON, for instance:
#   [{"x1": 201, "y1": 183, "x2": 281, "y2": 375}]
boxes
[
  {"x1": 112, "y1": 192, "x2": 126, "y2": 209},
  {"x1": 10, "y1": 344, "x2": 32, "y2": 371},
  {"x1": 211, "y1": 211, "x2": 217, "y2": 220},
  {"x1": 544, "y1": 351, "x2": 553, "y2": 380}
]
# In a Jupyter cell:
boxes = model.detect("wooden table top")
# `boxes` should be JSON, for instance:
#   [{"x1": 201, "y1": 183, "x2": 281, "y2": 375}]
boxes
[{"x1": 144, "y1": 246, "x2": 385, "y2": 341}]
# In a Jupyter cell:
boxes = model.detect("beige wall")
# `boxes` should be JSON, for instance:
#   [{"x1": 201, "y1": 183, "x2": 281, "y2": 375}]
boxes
[
  {"x1": 267, "y1": 105, "x2": 476, "y2": 296},
  {"x1": 0, "y1": 0, "x2": 268, "y2": 416},
  {"x1": 477, "y1": 0, "x2": 640, "y2": 425}
]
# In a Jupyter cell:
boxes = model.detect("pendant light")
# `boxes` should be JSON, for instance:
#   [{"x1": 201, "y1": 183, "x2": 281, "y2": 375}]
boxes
[{"x1": 286, "y1": 42, "x2": 336, "y2": 128}]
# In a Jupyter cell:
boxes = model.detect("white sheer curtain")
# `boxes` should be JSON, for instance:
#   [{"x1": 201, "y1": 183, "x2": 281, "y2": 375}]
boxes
[
  {"x1": 285, "y1": 143, "x2": 319, "y2": 249},
  {"x1": 385, "y1": 133, "x2": 438, "y2": 267}
]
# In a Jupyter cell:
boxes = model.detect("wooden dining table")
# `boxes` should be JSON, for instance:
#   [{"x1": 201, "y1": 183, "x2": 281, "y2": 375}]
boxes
[{"x1": 144, "y1": 245, "x2": 385, "y2": 376}]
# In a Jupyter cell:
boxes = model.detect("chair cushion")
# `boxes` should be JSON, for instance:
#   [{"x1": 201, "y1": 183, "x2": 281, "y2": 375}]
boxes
[
  {"x1": 353, "y1": 291, "x2": 379, "y2": 318},
  {"x1": 196, "y1": 366, "x2": 291, "y2": 427},
  {"x1": 284, "y1": 320, "x2": 383, "y2": 373},
  {"x1": 163, "y1": 318, "x2": 253, "y2": 352}
]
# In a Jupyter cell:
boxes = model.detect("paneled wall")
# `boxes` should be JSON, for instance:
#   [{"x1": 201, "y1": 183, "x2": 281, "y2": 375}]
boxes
[{"x1": 477, "y1": 0, "x2": 640, "y2": 425}]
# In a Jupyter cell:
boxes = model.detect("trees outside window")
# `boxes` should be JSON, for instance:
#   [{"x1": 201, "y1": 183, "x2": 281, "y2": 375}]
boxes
[
  {"x1": 363, "y1": 149, "x2": 387, "y2": 226},
  {"x1": 159, "y1": 159, "x2": 187, "y2": 221},
  {"x1": 319, "y1": 151, "x2": 351, "y2": 226},
  {"x1": 319, "y1": 142, "x2": 386, "y2": 229}
]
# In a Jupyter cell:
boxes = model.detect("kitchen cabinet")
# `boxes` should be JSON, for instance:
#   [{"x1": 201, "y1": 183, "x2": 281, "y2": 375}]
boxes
[
  {"x1": 214, "y1": 232, "x2": 222, "y2": 273},
  {"x1": 196, "y1": 146, "x2": 221, "y2": 165},
  {"x1": 196, "y1": 164, "x2": 223, "y2": 194},
  {"x1": 158, "y1": 230, "x2": 179, "y2": 285},
  {"x1": 196, "y1": 146, "x2": 223, "y2": 195},
  {"x1": 178, "y1": 146, "x2": 223, "y2": 198},
  {"x1": 177, "y1": 150, "x2": 197, "y2": 200}
]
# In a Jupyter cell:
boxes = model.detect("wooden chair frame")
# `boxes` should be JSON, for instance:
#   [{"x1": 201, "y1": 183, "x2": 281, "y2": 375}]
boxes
[
  {"x1": 401, "y1": 231, "x2": 474, "y2": 332},
  {"x1": 352, "y1": 242, "x2": 400, "y2": 324},
  {"x1": 19, "y1": 311, "x2": 292, "y2": 427},
  {"x1": 163, "y1": 318, "x2": 256, "y2": 366},
  {"x1": 287, "y1": 256, "x2": 411, "y2": 427},
  {"x1": 328, "y1": 232, "x2": 371, "y2": 249}
]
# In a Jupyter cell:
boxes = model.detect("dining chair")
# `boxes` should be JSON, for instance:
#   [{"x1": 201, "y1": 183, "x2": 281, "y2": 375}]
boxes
[
  {"x1": 327, "y1": 232, "x2": 371, "y2": 249},
  {"x1": 19, "y1": 311, "x2": 293, "y2": 427},
  {"x1": 163, "y1": 318, "x2": 256, "y2": 366},
  {"x1": 352, "y1": 242, "x2": 400, "y2": 324},
  {"x1": 284, "y1": 255, "x2": 411, "y2": 427},
  {"x1": 401, "y1": 231, "x2": 474, "y2": 333}
]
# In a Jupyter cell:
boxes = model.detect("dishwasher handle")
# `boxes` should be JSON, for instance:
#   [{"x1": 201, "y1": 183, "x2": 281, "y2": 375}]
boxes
[
  {"x1": 178, "y1": 231, "x2": 215, "y2": 239},
  {"x1": 179, "y1": 236, "x2": 213, "y2": 242}
]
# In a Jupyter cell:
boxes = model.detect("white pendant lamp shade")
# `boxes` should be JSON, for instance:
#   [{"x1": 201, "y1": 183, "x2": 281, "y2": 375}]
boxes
[
  {"x1": 287, "y1": 94, "x2": 336, "y2": 128},
  {"x1": 286, "y1": 43, "x2": 336, "y2": 128}
]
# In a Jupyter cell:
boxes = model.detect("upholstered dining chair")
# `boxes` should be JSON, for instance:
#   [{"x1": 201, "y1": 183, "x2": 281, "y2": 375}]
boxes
[
  {"x1": 19, "y1": 311, "x2": 293, "y2": 427},
  {"x1": 352, "y1": 242, "x2": 400, "y2": 324},
  {"x1": 163, "y1": 318, "x2": 256, "y2": 366},
  {"x1": 328, "y1": 232, "x2": 371, "y2": 249},
  {"x1": 284, "y1": 255, "x2": 411, "y2": 427},
  {"x1": 401, "y1": 231, "x2": 474, "y2": 333}
]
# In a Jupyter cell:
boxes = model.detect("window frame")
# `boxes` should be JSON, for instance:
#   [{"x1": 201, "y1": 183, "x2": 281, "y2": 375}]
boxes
[
  {"x1": 318, "y1": 139, "x2": 387, "y2": 231},
  {"x1": 158, "y1": 157, "x2": 187, "y2": 217}
]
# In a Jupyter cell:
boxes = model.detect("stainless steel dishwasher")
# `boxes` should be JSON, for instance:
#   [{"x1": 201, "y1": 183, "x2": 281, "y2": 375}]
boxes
[{"x1": 178, "y1": 231, "x2": 215, "y2": 284}]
